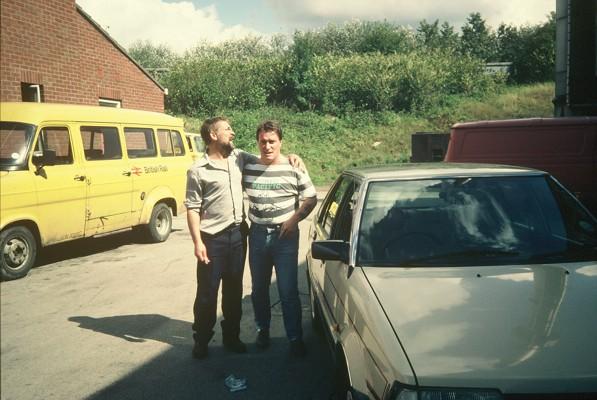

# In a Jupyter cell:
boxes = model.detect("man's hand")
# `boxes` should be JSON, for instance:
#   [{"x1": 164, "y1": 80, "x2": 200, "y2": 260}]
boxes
[
  {"x1": 194, "y1": 241, "x2": 210, "y2": 264},
  {"x1": 187, "y1": 210, "x2": 210, "y2": 264},
  {"x1": 279, "y1": 217, "x2": 299, "y2": 239},
  {"x1": 287, "y1": 154, "x2": 305, "y2": 172},
  {"x1": 279, "y1": 196, "x2": 317, "y2": 239}
]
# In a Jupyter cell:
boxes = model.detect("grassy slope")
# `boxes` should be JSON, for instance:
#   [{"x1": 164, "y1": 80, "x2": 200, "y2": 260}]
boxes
[{"x1": 182, "y1": 82, "x2": 555, "y2": 186}]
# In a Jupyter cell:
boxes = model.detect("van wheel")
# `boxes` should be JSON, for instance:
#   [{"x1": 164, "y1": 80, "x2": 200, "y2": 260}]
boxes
[
  {"x1": 146, "y1": 203, "x2": 172, "y2": 243},
  {"x1": 0, "y1": 226, "x2": 37, "y2": 281}
]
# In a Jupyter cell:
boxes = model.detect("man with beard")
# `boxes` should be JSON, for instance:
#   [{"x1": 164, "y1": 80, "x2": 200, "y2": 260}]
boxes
[{"x1": 185, "y1": 117, "x2": 301, "y2": 359}]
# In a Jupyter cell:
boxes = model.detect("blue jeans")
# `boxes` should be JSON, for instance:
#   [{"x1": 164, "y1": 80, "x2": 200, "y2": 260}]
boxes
[
  {"x1": 249, "y1": 223, "x2": 302, "y2": 341},
  {"x1": 193, "y1": 225, "x2": 245, "y2": 344}
]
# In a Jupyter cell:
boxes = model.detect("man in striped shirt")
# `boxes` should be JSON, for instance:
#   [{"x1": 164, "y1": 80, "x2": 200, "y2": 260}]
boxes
[
  {"x1": 243, "y1": 120, "x2": 317, "y2": 357},
  {"x1": 186, "y1": 117, "x2": 304, "y2": 360}
]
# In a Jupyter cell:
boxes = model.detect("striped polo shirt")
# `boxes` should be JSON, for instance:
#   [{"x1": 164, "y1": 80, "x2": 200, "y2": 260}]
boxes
[{"x1": 243, "y1": 159, "x2": 317, "y2": 225}]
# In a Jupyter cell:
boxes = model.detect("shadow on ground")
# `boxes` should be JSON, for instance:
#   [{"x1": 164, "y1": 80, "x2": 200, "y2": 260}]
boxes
[
  {"x1": 68, "y1": 269, "x2": 333, "y2": 400},
  {"x1": 35, "y1": 227, "x2": 185, "y2": 267}
]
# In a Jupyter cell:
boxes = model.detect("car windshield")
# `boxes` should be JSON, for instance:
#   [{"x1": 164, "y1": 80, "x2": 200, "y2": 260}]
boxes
[
  {"x1": 0, "y1": 121, "x2": 36, "y2": 170},
  {"x1": 357, "y1": 176, "x2": 597, "y2": 267}
]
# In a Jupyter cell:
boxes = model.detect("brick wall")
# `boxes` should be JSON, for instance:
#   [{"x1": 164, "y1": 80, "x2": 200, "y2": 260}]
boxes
[{"x1": 0, "y1": 0, "x2": 164, "y2": 112}]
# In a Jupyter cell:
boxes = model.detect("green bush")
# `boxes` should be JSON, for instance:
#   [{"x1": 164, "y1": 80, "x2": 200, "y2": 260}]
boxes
[
  {"x1": 165, "y1": 37, "x2": 290, "y2": 115},
  {"x1": 496, "y1": 14, "x2": 555, "y2": 84},
  {"x1": 300, "y1": 50, "x2": 505, "y2": 115},
  {"x1": 166, "y1": 56, "x2": 288, "y2": 115}
]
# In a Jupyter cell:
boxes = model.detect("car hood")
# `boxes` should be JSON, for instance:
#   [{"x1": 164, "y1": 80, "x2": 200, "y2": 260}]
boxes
[{"x1": 363, "y1": 262, "x2": 597, "y2": 393}]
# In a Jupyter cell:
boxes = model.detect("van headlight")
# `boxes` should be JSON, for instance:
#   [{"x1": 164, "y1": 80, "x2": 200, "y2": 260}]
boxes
[{"x1": 389, "y1": 383, "x2": 503, "y2": 400}]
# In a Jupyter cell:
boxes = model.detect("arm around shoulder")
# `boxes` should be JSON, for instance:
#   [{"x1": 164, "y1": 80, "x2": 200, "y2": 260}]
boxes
[{"x1": 237, "y1": 149, "x2": 259, "y2": 164}]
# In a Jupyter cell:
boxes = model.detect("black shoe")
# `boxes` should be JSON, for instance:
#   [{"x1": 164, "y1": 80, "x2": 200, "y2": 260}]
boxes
[
  {"x1": 255, "y1": 329, "x2": 270, "y2": 350},
  {"x1": 289, "y1": 339, "x2": 307, "y2": 357},
  {"x1": 223, "y1": 337, "x2": 247, "y2": 353},
  {"x1": 192, "y1": 342, "x2": 208, "y2": 359},
  {"x1": 220, "y1": 320, "x2": 246, "y2": 353}
]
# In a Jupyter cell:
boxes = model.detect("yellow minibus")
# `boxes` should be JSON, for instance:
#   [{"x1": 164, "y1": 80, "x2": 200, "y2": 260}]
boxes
[
  {"x1": 0, "y1": 102, "x2": 193, "y2": 280},
  {"x1": 185, "y1": 132, "x2": 204, "y2": 161}
]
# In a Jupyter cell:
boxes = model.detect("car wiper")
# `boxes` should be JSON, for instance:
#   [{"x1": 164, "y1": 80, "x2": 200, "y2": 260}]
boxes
[
  {"x1": 395, "y1": 249, "x2": 520, "y2": 266},
  {"x1": 368, "y1": 261, "x2": 447, "y2": 268},
  {"x1": 529, "y1": 246, "x2": 597, "y2": 261}
]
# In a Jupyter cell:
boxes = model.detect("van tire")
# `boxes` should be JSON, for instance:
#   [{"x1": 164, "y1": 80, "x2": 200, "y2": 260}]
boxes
[
  {"x1": 146, "y1": 203, "x2": 172, "y2": 243},
  {"x1": 0, "y1": 226, "x2": 37, "y2": 281}
]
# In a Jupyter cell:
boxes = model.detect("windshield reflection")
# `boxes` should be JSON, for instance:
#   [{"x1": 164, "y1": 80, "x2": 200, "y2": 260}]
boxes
[{"x1": 358, "y1": 176, "x2": 597, "y2": 266}]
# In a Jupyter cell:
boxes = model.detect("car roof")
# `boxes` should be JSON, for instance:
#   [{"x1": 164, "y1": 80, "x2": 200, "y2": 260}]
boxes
[
  {"x1": 0, "y1": 102, "x2": 182, "y2": 127},
  {"x1": 452, "y1": 116, "x2": 597, "y2": 129},
  {"x1": 343, "y1": 162, "x2": 547, "y2": 181}
]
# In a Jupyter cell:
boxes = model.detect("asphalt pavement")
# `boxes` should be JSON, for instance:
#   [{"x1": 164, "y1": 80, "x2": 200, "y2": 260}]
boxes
[{"x1": 0, "y1": 194, "x2": 334, "y2": 400}]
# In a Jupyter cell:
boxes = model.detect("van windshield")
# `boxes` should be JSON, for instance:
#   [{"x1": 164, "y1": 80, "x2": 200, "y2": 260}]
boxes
[{"x1": 1, "y1": 122, "x2": 36, "y2": 170}]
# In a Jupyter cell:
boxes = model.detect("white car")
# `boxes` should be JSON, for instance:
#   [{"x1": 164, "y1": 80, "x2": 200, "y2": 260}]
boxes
[{"x1": 306, "y1": 163, "x2": 597, "y2": 400}]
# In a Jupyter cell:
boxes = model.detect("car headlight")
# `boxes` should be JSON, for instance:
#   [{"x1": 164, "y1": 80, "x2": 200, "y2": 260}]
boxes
[{"x1": 389, "y1": 383, "x2": 503, "y2": 400}]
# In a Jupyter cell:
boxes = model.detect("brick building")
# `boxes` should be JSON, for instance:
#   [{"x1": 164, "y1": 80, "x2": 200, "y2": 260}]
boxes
[{"x1": 1, "y1": 0, "x2": 165, "y2": 112}]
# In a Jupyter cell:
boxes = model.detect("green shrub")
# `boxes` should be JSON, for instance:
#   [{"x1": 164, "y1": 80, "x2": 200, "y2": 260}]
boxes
[
  {"x1": 300, "y1": 50, "x2": 505, "y2": 115},
  {"x1": 166, "y1": 56, "x2": 288, "y2": 115},
  {"x1": 165, "y1": 37, "x2": 290, "y2": 115}
]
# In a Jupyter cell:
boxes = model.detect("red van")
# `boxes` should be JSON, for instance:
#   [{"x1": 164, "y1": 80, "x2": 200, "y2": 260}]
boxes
[{"x1": 444, "y1": 117, "x2": 597, "y2": 215}]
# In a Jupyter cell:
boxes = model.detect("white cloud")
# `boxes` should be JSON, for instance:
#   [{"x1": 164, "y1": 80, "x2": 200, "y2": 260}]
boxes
[
  {"x1": 75, "y1": 0, "x2": 555, "y2": 54},
  {"x1": 76, "y1": 0, "x2": 261, "y2": 53},
  {"x1": 266, "y1": 0, "x2": 554, "y2": 30}
]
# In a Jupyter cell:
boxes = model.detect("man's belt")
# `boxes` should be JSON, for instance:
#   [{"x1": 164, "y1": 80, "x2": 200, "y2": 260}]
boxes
[{"x1": 202, "y1": 222, "x2": 241, "y2": 238}]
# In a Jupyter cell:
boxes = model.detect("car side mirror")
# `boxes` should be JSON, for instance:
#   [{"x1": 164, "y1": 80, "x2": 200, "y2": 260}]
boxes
[
  {"x1": 32, "y1": 149, "x2": 57, "y2": 169},
  {"x1": 311, "y1": 240, "x2": 349, "y2": 263}
]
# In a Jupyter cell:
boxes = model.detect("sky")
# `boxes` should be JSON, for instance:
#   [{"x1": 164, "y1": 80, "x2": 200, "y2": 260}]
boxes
[{"x1": 76, "y1": 0, "x2": 555, "y2": 53}]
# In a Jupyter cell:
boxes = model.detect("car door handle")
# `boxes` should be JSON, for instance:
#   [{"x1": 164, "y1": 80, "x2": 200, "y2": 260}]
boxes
[
  {"x1": 74, "y1": 175, "x2": 86, "y2": 181},
  {"x1": 122, "y1": 171, "x2": 132, "y2": 176}
]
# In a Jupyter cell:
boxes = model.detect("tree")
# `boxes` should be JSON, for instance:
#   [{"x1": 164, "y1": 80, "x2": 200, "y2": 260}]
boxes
[
  {"x1": 353, "y1": 20, "x2": 415, "y2": 54},
  {"x1": 460, "y1": 12, "x2": 497, "y2": 61},
  {"x1": 496, "y1": 12, "x2": 555, "y2": 83},
  {"x1": 440, "y1": 22, "x2": 460, "y2": 50},
  {"x1": 516, "y1": 12, "x2": 556, "y2": 83},
  {"x1": 416, "y1": 19, "x2": 441, "y2": 49},
  {"x1": 128, "y1": 41, "x2": 178, "y2": 83},
  {"x1": 188, "y1": 36, "x2": 274, "y2": 60}
]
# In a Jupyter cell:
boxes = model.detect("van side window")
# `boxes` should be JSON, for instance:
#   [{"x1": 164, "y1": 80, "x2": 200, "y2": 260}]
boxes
[
  {"x1": 192, "y1": 135, "x2": 203, "y2": 153},
  {"x1": 36, "y1": 127, "x2": 73, "y2": 165},
  {"x1": 124, "y1": 128, "x2": 156, "y2": 158},
  {"x1": 80, "y1": 126, "x2": 122, "y2": 160},
  {"x1": 171, "y1": 131, "x2": 185, "y2": 156},
  {"x1": 157, "y1": 129, "x2": 185, "y2": 157}
]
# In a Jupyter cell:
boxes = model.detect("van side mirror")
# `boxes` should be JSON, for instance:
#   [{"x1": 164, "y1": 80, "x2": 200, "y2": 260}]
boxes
[
  {"x1": 32, "y1": 149, "x2": 57, "y2": 168},
  {"x1": 311, "y1": 240, "x2": 349, "y2": 263}
]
